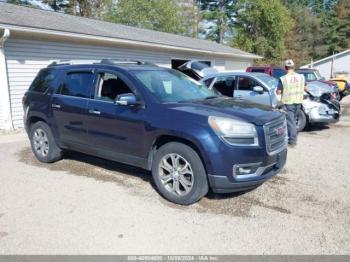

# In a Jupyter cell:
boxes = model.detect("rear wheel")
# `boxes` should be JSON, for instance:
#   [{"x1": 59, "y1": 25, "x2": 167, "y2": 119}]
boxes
[
  {"x1": 296, "y1": 109, "x2": 307, "y2": 132},
  {"x1": 30, "y1": 121, "x2": 62, "y2": 163},
  {"x1": 152, "y1": 142, "x2": 208, "y2": 205}
]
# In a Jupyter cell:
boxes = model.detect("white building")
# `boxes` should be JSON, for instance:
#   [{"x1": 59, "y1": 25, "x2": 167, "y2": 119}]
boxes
[
  {"x1": 301, "y1": 49, "x2": 350, "y2": 79},
  {"x1": 0, "y1": 3, "x2": 261, "y2": 130}
]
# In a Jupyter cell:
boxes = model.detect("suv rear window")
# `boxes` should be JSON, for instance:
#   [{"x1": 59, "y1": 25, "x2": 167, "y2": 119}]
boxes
[
  {"x1": 58, "y1": 72, "x2": 93, "y2": 98},
  {"x1": 29, "y1": 69, "x2": 55, "y2": 93}
]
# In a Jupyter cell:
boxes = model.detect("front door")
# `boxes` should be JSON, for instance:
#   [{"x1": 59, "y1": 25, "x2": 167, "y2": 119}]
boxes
[
  {"x1": 234, "y1": 76, "x2": 271, "y2": 106},
  {"x1": 86, "y1": 70, "x2": 146, "y2": 166},
  {"x1": 51, "y1": 70, "x2": 94, "y2": 147}
]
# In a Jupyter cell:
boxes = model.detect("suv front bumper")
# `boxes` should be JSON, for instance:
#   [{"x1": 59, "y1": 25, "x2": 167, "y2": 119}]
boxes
[{"x1": 208, "y1": 149, "x2": 287, "y2": 193}]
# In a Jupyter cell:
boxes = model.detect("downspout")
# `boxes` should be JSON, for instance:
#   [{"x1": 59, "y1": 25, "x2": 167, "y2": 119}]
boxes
[{"x1": 0, "y1": 28, "x2": 13, "y2": 130}]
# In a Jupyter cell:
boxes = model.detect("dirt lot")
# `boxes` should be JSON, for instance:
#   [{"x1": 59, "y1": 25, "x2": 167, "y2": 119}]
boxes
[{"x1": 0, "y1": 97, "x2": 350, "y2": 255}]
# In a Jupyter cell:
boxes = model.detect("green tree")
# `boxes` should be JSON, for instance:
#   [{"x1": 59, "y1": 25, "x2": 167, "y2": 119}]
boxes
[
  {"x1": 232, "y1": 0, "x2": 292, "y2": 63},
  {"x1": 284, "y1": 6, "x2": 323, "y2": 66},
  {"x1": 200, "y1": 0, "x2": 237, "y2": 43},
  {"x1": 107, "y1": 0, "x2": 186, "y2": 34},
  {"x1": 333, "y1": 0, "x2": 350, "y2": 51},
  {"x1": 177, "y1": 0, "x2": 201, "y2": 38}
]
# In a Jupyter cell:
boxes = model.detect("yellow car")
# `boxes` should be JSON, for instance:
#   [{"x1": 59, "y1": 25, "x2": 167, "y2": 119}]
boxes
[
  {"x1": 329, "y1": 77, "x2": 350, "y2": 99},
  {"x1": 330, "y1": 77, "x2": 348, "y2": 91}
]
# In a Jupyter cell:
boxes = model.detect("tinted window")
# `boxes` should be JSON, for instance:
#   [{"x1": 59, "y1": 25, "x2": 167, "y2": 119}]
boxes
[
  {"x1": 29, "y1": 69, "x2": 55, "y2": 93},
  {"x1": 212, "y1": 76, "x2": 235, "y2": 97},
  {"x1": 251, "y1": 68, "x2": 265, "y2": 73},
  {"x1": 273, "y1": 69, "x2": 286, "y2": 79},
  {"x1": 237, "y1": 76, "x2": 260, "y2": 91},
  {"x1": 95, "y1": 72, "x2": 133, "y2": 102},
  {"x1": 59, "y1": 72, "x2": 93, "y2": 98},
  {"x1": 132, "y1": 69, "x2": 217, "y2": 103}
]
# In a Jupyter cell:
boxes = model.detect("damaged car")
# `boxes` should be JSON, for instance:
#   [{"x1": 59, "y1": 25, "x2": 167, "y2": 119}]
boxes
[{"x1": 197, "y1": 71, "x2": 340, "y2": 132}]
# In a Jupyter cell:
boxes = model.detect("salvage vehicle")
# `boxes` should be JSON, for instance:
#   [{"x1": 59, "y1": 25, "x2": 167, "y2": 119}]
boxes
[
  {"x1": 296, "y1": 68, "x2": 340, "y2": 100},
  {"x1": 199, "y1": 71, "x2": 340, "y2": 131},
  {"x1": 23, "y1": 60, "x2": 288, "y2": 205}
]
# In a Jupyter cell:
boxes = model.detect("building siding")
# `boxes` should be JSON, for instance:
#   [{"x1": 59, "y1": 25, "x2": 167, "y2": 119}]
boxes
[{"x1": 3, "y1": 38, "x2": 252, "y2": 129}]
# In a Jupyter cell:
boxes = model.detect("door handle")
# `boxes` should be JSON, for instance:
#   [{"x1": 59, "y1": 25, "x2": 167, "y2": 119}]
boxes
[
  {"x1": 236, "y1": 95, "x2": 243, "y2": 99},
  {"x1": 88, "y1": 109, "x2": 101, "y2": 115},
  {"x1": 52, "y1": 103, "x2": 61, "y2": 109}
]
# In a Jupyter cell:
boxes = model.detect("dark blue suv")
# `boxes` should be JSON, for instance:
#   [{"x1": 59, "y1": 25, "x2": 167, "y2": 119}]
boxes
[{"x1": 23, "y1": 60, "x2": 288, "y2": 205}]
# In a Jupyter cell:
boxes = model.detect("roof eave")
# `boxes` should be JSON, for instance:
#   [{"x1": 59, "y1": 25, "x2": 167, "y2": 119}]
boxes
[{"x1": 0, "y1": 24, "x2": 262, "y2": 60}]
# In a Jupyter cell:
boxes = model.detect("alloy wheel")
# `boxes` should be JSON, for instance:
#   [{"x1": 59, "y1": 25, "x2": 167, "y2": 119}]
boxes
[
  {"x1": 158, "y1": 153, "x2": 194, "y2": 196},
  {"x1": 33, "y1": 128, "x2": 50, "y2": 157}
]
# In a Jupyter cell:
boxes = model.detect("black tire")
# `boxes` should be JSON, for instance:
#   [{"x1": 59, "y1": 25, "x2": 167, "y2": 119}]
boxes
[
  {"x1": 297, "y1": 109, "x2": 307, "y2": 132},
  {"x1": 29, "y1": 121, "x2": 62, "y2": 163},
  {"x1": 152, "y1": 142, "x2": 208, "y2": 205}
]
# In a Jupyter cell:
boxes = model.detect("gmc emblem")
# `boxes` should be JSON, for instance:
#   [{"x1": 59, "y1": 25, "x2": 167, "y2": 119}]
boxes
[{"x1": 275, "y1": 126, "x2": 285, "y2": 136}]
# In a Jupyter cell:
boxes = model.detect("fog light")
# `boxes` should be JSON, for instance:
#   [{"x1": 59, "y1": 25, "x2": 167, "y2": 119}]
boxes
[{"x1": 233, "y1": 163, "x2": 262, "y2": 177}]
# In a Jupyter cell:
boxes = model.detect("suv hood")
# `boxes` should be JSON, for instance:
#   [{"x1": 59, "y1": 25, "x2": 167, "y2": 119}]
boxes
[{"x1": 166, "y1": 97, "x2": 282, "y2": 126}]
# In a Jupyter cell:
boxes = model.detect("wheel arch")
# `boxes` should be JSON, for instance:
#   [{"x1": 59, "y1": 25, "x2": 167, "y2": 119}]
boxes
[{"x1": 147, "y1": 135, "x2": 210, "y2": 174}]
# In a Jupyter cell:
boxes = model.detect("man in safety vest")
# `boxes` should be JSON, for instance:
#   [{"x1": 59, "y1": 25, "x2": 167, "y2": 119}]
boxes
[{"x1": 277, "y1": 59, "x2": 308, "y2": 147}]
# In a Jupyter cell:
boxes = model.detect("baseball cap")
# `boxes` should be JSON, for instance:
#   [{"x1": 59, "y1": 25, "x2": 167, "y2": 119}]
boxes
[{"x1": 284, "y1": 59, "x2": 295, "y2": 67}]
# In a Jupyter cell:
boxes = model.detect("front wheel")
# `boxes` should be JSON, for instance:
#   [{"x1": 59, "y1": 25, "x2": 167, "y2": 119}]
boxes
[
  {"x1": 152, "y1": 142, "x2": 208, "y2": 205},
  {"x1": 297, "y1": 109, "x2": 307, "y2": 132}
]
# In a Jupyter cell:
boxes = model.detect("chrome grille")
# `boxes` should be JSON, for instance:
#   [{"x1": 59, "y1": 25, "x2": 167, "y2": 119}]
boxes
[{"x1": 264, "y1": 116, "x2": 288, "y2": 155}]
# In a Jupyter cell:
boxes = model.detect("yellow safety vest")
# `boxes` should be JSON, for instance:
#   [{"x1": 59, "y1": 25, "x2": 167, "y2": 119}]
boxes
[{"x1": 280, "y1": 72, "x2": 305, "y2": 104}]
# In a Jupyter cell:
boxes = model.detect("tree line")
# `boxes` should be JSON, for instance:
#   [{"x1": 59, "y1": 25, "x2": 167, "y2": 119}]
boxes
[{"x1": 8, "y1": 0, "x2": 350, "y2": 66}]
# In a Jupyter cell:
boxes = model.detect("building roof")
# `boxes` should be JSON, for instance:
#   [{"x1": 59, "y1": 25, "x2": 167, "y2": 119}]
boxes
[
  {"x1": 302, "y1": 49, "x2": 350, "y2": 68},
  {"x1": 0, "y1": 2, "x2": 261, "y2": 59}
]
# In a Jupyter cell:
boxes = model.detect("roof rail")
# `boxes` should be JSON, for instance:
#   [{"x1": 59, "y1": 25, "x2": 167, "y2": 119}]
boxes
[
  {"x1": 47, "y1": 60, "x2": 98, "y2": 67},
  {"x1": 47, "y1": 59, "x2": 158, "y2": 67},
  {"x1": 98, "y1": 59, "x2": 157, "y2": 66}
]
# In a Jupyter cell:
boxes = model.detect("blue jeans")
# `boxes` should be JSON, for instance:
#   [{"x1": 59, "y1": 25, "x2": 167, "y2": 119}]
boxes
[{"x1": 284, "y1": 104, "x2": 302, "y2": 145}]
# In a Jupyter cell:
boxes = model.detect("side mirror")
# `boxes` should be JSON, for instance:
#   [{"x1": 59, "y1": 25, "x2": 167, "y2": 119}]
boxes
[
  {"x1": 253, "y1": 86, "x2": 264, "y2": 94},
  {"x1": 320, "y1": 77, "x2": 326, "y2": 81},
  {"x1": 115, "y1": 93, "x2": 139, "y2": 106}
]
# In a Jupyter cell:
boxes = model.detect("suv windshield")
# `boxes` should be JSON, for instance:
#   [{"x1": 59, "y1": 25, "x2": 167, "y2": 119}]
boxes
[
  {"x1": 132, "y1": 69, "x2": 217, "y2": 103},
  {"x1": 255, "y1": 75, "x2": 279, "y2": 89}
]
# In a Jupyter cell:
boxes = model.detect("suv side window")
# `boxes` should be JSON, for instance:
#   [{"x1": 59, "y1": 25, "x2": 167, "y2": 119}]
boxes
[
  {"x1": 58, "y1": 72, "x2": 93, "y2": 98},
  {"x1": 212, "y1": 76, "x2": 235, "y2": 97},
  {"x1": 237, "y1": 76, "x2": 259, "y2": 91},
  {"x1": 29, "y1": 69, "x2": 55, "y2": 93},
  {"x1": 95, "y1": 72, "x2": 133, "y2": 102}
]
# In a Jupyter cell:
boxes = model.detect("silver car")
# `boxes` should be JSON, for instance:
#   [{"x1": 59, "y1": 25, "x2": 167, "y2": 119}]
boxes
[{"x1": 200, "y1": 72, "x2": 340, "y2": 131}]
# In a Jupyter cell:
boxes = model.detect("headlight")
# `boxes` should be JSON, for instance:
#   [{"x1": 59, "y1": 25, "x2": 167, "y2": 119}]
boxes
[{"x1": 208, "y1": 116, "x2": 259, "y2": 146}]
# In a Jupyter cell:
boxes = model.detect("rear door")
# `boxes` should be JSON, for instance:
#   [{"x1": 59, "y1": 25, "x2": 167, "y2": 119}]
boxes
[
  {"x1": 51, "y1": 69, "x2": 94, "y2": 147},
  {"x1": 234, "y1": 75, "x2": 271, "y2": 106}
]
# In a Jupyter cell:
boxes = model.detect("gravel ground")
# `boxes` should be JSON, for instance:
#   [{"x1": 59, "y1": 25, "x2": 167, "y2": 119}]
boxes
[{"x1": 0, "y1": 97, "x2": 350, "y2": 255}]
